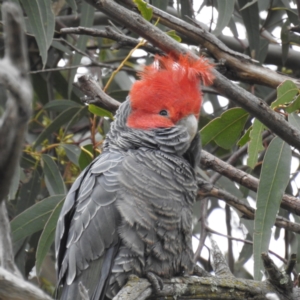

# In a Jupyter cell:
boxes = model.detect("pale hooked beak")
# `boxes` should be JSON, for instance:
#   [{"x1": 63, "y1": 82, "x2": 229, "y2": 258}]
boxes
[{"x1": 177, "y1": 114, "x2": 198, "y2": 141}]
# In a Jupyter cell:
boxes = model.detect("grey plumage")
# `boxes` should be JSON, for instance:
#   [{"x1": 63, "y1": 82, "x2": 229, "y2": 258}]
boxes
[{"x1": 55, "y1": 99, "x2": 200, "y2": 299}]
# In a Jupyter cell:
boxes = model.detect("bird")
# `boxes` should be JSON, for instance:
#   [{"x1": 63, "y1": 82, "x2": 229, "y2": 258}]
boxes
[{"x1": 55, "y1": 54, "x2": 214, "y2": 300}]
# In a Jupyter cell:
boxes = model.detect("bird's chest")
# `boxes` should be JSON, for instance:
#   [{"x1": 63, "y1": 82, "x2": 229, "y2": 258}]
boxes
[{"x1": 116, "y1": 150, "x2": 197, "y2": 276}]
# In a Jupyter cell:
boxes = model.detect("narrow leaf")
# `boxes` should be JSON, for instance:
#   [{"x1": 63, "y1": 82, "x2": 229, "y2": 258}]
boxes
[
  {"x1": 201, "y1": 108, "x2": 249, "y2": 149},
  {"x1": 133, "y1": 0, "x2": 153, "y2": 21},
  {"x1": 11, "y1": 195, "x2": 64, "y2": 243},
  {"x1": 253, "y1": 137, "x2": 291, "y2": 280},
  {"x1": 22, "y1": 0, "x2": 55, "y2": 66},
  {"x1": 88, "y1": 104, "x2": 114, "y2": 119},
  {"x1": 42, "y1": 154, "x2": 66, "y2": 196},
  {"x1": 247, "y1": 119, "x2": 264, "y2": 168},
  {"x1": 43, "y1": 100, "x2": 82, "y2": 112},
  {"x1": 61, "y1": 144, "x2": 81, "y2": 166},
  {"x1": 288, "y1": 112, "x2": 300, "y2": 131},
  {"x1": 36, "y1": 198, "x2": 64, "y2": 274},
  {"x1": 214, "y1": 0, "x2": 235, "y2": 36},
  {"x1": 238, "y1": 0, "x2": 260, "y2": 59},
  {"x1": 281, "y1": 20, "x2": 290, "y2": 66}
]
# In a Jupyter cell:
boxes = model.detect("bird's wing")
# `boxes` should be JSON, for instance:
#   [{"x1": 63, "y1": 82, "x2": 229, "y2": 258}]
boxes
[
  {"x1": 115, "y1": 149, "x2": 196, "y2": 277},
  {"x1": 55, "y1": 151, "x2": 124, "y2": 300}
]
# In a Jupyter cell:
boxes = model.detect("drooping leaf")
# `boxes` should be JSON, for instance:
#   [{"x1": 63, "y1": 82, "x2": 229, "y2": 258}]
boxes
[
  {"x1": 247, "y1": 119, "x2": 264, "y2": 169},
  {"x1": 288, "y1": 112, "x2": 300, "y2": 131},
  {"x1": 8, "y1": 165, "x2": 20, "y2": 201},
  {"x1": 238, "y1": 0, "x2": 260, "y2": 59},
  {"x1": 253, "y1": 137, "x2": 291, "y2": 280},
  {"x1": 133, "y1": 0, "x2": 153, "y2": 21},
  {"x1": 44, "y1": 100, "x2": 82, "y2": 112},
  {"x1": 11, "y1": 195, "x2": 64, "y2": 244},
  {"x1": 61, "y1": 144, "x2": 81, "y2": 166},
  {"x1": 281, "y1": 20, "x2": 290, "y2": 66},
  {"x1": 271, "y1": 80, "x2": 299, "y2": 109},
  {"x1": 88, "y1": 104, "x2": 114, "y2": 119},
  {"x1": 213, "y1": 0, "x2": 235, "y2": 36},
  {"x1": 201, "y1": 108, "x2": 249, "y2": 149},
  {"x1": 239, "y1": 0, "x2": 257, "y2": 10},
  {"x1": 36, "y1": 198, "x2": 64, "y2": 274},
  {"x1": 21, "y1": 0, "x2": 55, "y2": 66},
  {"x1": 42, "y1": 154, "x2": 66, "y2": 196}
]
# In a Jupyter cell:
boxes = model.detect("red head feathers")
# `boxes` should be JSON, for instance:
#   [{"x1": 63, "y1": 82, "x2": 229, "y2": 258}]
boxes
[{"x1": 127, "y1": 54, "x2": 214, "y2": 129}]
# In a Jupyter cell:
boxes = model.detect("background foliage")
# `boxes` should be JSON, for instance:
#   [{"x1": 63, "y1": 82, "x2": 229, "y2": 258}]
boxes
[{"x1": 1, "y1": 0, "x2": 300, "y2": 296}]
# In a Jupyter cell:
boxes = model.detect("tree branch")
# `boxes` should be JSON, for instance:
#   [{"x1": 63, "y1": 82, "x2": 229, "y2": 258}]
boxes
[
  {"x1": 60, "y1": 26, "x2": 163, "y2": 54},
  {"x1": 200, "y1": 150, "x2": 300, "y2": 216},
  {"x1": 74, "y1": 75, "x2": 120, "y2": 113},
  {"x1": 197, "y1": 177, "x2": 300, "y2": 235},
  {"x1": 113, "y1": 241, "x2": 300, "y2": 300},
  {"x1": 0, "y1": 266, "x2": 53, "y2": 300}
]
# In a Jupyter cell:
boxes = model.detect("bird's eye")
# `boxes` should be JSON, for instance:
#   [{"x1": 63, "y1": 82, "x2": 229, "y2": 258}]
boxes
[{"x1": 159, "y1": 110, "x2": 168, "y2": 116}]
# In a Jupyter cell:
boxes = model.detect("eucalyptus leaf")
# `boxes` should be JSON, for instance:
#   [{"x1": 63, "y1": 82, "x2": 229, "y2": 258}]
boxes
[
  {"x1": 21, "y1": 0, "x2": 55, "y2": 66},
  {"x1": 11, "y1": 195, "x2": 64, "y2": 243},
  {"x1": 247, "y1": 119, "x2": 264, "y2": 169},
  {"x1": 213, "y1": 0, "x2": 235, "y2": 36},
  {"x1": 36, "y1": 198, "x2": 64, "y2": 274},
  {"x1": 42, "y1": 154, "x2": 66, "y2": 196},
  {"x1": 253, "y1": 137, "x2": 291, "y2": 280},
  {"x1": 201, "y1": 108, "x2": 248, "y2": 149}
]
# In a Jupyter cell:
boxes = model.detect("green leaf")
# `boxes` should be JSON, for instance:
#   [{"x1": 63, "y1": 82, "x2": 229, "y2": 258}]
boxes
[
  {"x1": 43, "y1": 100, "x2": 82, "y2": 112},
  {"x1": 288, "y1": 112, "x2": 300, "y2": 131},
  {"x1": 280, "y1": 20, "x2": 290, "y2": 66},
  {"x1": 68, "y1": 3, "x2": 95, "y2": 97},
  {"x1": 61, "y1": 144, "x2": 81, "y2": 166},
  {"x1": 253, "y1": 137, "x2": 291, "y2": 280},
  {"x1": 21, "y1": 0, "x2": 55, "y2": 66},
  {"x1": 42, "y1": 154, "x2": 66, "y2": 196},
  {"x1": 237, "y1": 126, "x2": 252, "y2": 147},
  {"x1": 11, "y1": 195, "x2": 64, "y2": 244},
  {"x1": 238, "y1": 0, "x2": 260, "y2": 59},
  {"x1": 247, "y1": 119, "x2": 264, "y2": 169},
  {"x1": 33, "y1": 106, "x2": 81, "y2": 148},
  {"x1": 166, "y1": 30, "x2": 182, "y2": 42},
  {"x1": 78, "y1": 144, "x2": 94, "y2": 170},
  {"x1": 201, "y1": 108, "x2": 249, "y2": 149},
  {"x1": 8, "y1": 166, "x2": 20, "y2": 201},
  {"x1": 213, "y1": 0, "x2": 235, "y2": 36},
  {"x1": 285, "y1": 95, "x2": 300, "y2": 113},
  {"x1": 271, "y1": 80, "x2": 299, "y2": 109},
  {"x1": 88, "y1": 104, "x2": 114, "y2": 119},
  {"x1": 133, "y1": 0, "x2": 153, "y2": 21},
  {"x1": 239, "y1": 0, "x2": 257, "y2": 10},
  {"x1": 36, "y1": 198, "x2": 64, "y2": 274}
]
